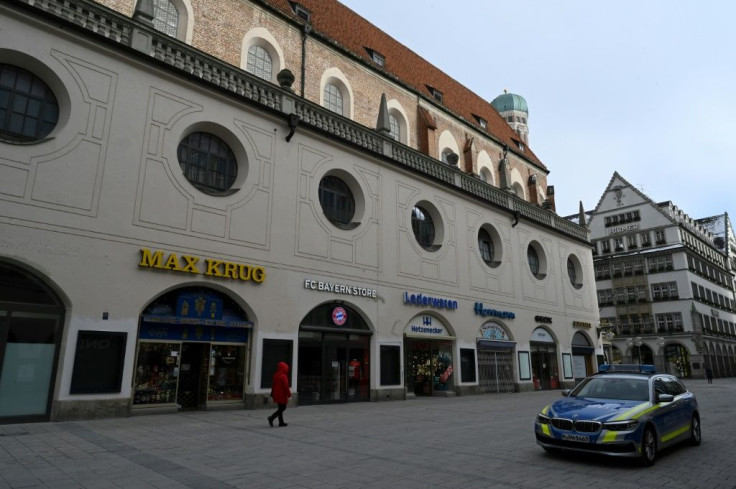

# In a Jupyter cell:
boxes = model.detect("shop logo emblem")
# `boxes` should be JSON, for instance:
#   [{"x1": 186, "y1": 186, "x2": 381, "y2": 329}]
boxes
[
  {"x1": 423, "y1": 316, "x2": 432, "y2": 326},
  {"x1": 332, "y1": 306, "x2": 347, "y2": 326}
]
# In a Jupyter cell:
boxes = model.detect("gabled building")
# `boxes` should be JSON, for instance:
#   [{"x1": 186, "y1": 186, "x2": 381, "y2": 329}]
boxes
[
  {"x1": 588, "y1": 173, "x2": 736, "y2": 378},
  {"x1": 0, "y1": 0, "x2": 598, "y2": 423}
]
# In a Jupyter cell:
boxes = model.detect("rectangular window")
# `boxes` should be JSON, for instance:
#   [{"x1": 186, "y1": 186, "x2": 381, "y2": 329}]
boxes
[
  {"x1": 692, "y1": 282, "x2": 699, "y2": 298},
  {"x1": 627, "y1": 235, "x2": 637, "y2": 248},
  {"x1": 623, "y1": 261, "x2": 633, "y2": 275},
  {"x1": 261, "y1": 339, "x2": 293, "y2": 389},
  {"x1": 601, "y1": 240, "x2": 611, "y2": 253},
  {"x1": 380, "y1": 345, "x2": 401, "y2": 385},
  {"x1": 614, "y1": 237, "x2": 624, "y2": 251},
  {"x1": 612, "y1": 261, "x2": 622, "y2": 276},
  {"x1": 518, "y1": 351, "x2": 531, "y2": 380},
  {"x1": 655, "y1": 230, "x2": 665, "y2": 244},
  {"x1": 640, "y1": 232, "x2": 651, "y2": 246},
  {"x1": 71, "y1": 331, "x2": 127, "y2": 394},
  {"x1": 633, "y1": 259, "x2": 644, "y2": 274},
  {"x1": 460, "y1": 348, "x2": 477, "y2": 383}
]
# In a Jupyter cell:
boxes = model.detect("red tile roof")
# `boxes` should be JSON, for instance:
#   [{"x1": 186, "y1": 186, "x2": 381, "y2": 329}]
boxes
[{"x1": 260, "y1": 0, "x2": 547, "y2": 171}]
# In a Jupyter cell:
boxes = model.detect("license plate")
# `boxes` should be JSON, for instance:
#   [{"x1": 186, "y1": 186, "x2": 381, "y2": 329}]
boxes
[{"x1": 561, "y1": 433, "x2": 590, "y2": 443}]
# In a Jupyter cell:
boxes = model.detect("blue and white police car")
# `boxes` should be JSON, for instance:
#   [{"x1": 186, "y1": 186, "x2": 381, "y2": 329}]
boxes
[{"x1": 534, "y1": 364, "x2": 701, "y2": 465}]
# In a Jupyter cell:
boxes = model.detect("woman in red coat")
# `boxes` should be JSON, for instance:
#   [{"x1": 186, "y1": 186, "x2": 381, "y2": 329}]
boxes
[{"x1": 268, "y1": 362, "x2": 291, "y2": 427}]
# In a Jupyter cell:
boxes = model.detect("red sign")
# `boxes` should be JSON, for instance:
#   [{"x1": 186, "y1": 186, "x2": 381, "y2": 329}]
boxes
[{"x1": 332, "y1": 306, "x2": 347, "y2": 326}]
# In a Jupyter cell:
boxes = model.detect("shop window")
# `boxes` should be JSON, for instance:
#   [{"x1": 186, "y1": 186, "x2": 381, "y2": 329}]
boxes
[
  {"x1": 460, "y1": 348, "x2": 476, "y2": 383},
  {"x1": 208, "y1": 344, "x2": 246, "y2": 401},
  {"x1": 0, "y1": 63, "x2": 59, "y2": 143},
  {"x1": 177, "y1": 131, "x2": 238, "y2": 194},
  {"x1": 261, "y1": 339, "x2": 293, "y2": 389},
  {"x1": 152, "y1": 0, "x2": 179, "y2": 37},
  {"x1": 133, "y1": 342, "x2": 181, "y2": 405},
  {"x1": 70, "y1": 331, "x2": 127, "y2": 394},
  {"x1": 380, "y1": 345, "x2": 401, "y2": 385}
]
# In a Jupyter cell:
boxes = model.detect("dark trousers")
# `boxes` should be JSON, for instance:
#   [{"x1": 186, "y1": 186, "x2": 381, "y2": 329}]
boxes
[{"x1": 269, "y1": 403, "x2": 287, "y2": 425}]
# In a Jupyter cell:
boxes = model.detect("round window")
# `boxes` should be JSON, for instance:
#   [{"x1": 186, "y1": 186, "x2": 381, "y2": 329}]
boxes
[
  {"x1": 319, "y1": 174, "x2": 356, "y2": 228},
  {"x1": 527, "y1": 241, "x2": 546, "y2": 279},
  {"x1": 177, "y1": 132, "x2": 238, "y2": 194},
  {"x1": 0, "y1": 63, "x2": 59, "y2": 143},
  {"x1": 411, "y1": 204, "x2": 438, "y2": 251}
]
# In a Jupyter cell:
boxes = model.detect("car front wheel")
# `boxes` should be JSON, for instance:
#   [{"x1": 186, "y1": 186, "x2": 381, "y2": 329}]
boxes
[
  {"x1": 640, "y1": 426, "x2": 657, "y2": 466},
  {"x1": 689, "y1": 414, "x2": 701, "y2": 446}
]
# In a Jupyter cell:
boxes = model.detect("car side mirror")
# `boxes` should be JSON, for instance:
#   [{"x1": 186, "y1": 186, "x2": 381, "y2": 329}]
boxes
[
  {"x1": 561, "y1": 389, "x2": 571, "y2": 397},
  {"x1": 657, "y1": 393, "x2": 674, "y2": 403}
]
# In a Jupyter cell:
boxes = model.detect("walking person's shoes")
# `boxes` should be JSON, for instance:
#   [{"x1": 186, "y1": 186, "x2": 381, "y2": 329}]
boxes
[
  {"x1": 279, "y1": 423, "x2": 288, "y2": 427},
  {"x1": 268, "y1": 416, "x2": 274, "y2": 427}
]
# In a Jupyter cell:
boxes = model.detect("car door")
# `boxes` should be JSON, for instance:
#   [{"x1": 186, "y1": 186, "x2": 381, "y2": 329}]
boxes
[{"x1": 650, "y1": 377, "x2": 682, "y2": 448}]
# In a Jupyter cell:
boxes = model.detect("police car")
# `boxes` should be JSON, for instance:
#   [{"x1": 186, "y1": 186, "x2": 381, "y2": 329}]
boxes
[{"x1": 534, "y1": 364, "x2": 700, "y2": 465}]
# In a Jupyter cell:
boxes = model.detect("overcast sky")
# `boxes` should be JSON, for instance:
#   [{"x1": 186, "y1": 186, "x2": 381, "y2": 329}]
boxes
[{"x1": 339, "y1": 0, "x2": 735, "y2": 221}]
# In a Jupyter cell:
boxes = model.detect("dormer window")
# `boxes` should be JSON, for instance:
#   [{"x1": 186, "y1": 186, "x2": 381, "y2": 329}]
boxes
[
  {"x1": 366, "y1": 48, "x2": 385, "y2": 67},
  {"x1": 426, "y1": 85, "x2": 443, "y2": 103},
  {"x1": 288, "y1": 1, "x2": 311, "y2": 22},
  {"x1": 473, "y1": 114, "x2": 487, "y2": 129}
]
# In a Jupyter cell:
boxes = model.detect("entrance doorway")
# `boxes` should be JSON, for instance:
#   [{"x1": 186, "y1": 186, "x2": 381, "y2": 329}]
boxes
[
  {"x1": 297, "y1": 302, "x2": 372, "y2": 405},
  {"x1": 478, "y1": 349, "x2": 515, "y2": 393},
  {"x1": 177, "y1": 343, "x2": 207, "y2": 410},
  {"x1": 0, "y1": 263, "x2": 65, "y2": 423},
  {"x1": 298, "y1": 331, "x2": 369, "y2": 404}
]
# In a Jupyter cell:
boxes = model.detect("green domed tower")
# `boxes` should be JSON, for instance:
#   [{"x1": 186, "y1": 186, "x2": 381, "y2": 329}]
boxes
[{"x1": 491, "y1": 90, "x2": 529, "y2": 144}]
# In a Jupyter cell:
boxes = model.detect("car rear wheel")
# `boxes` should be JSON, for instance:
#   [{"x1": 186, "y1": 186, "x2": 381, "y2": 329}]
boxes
[
  {"x1": 689, "y1": 414, "x2": 701, "y2": 446},
  {"x1": 640, "y1": 426, "x2": 657, "y2": 466}
]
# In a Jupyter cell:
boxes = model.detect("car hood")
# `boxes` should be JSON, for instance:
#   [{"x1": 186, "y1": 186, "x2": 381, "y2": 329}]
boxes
[{"x1": 546, "y1": 397, "x2": 651, "y2": 422}]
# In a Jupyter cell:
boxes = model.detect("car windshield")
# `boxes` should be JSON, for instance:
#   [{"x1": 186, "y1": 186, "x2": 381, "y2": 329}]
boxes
[{"x1": 572, "y1": 377, "x2": 649, "y2": 401}]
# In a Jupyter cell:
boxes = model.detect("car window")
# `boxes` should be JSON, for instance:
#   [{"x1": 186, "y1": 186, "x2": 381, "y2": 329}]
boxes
[
  {"x1": 574, "y1": 377, "x2": 648, "y2": 401},
  {"x1": 654, "y1": 378, "x2": 666, "y2": 396},
  {"x1": 662, "y1": 377, "x2": 685, "y2": 396}
]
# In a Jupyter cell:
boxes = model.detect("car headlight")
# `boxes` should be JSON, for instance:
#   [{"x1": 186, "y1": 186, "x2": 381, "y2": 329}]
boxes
[
  {"x1": 603, "y1": 420, "x2": 639, "y2": 431},
  {"x1": 536, "y1": 413, "x2": 551, "y2": 425}
]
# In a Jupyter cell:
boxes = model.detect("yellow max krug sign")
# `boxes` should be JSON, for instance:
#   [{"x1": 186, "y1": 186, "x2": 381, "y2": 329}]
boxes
[{"x1": 139, "y1": 248, "x2": 265, "y2": 283}]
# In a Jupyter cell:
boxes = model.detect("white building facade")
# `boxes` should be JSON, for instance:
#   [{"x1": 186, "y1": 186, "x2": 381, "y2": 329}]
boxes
[
  {"x1": 589, "y1": 173, "x2": 736, "y2": 378},
  {"x1": 0, "y1": 0, "x2": 598, "y2": 423}
]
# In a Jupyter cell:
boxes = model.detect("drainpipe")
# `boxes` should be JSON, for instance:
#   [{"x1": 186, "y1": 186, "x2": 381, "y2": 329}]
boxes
[{"x1": 301, "y1": 23, "x2": 311, "y2": 97}]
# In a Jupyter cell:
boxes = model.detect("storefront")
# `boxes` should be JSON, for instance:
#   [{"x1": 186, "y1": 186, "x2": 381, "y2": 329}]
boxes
[
  {"x1": 477, "y1": 321, "x2": 516, "y2": 393},
  {"x1": 0, "y1": 262, "x2": 66, "y2": 423},
  {"x1": 132, "y1": 287, "x2": 251, "y2": 411},
  {"x1": 404, "y1": 314, "x2": 455, "y2": 396},
  {"x1": 297, "y1": 302, "x2": 371, "y2": 404},
  {"x1": 530, "y1": 326, "x2": 559, "y2": 390},
  {"x1": 571, "y1": 330, "x2": 595, "y2": 381}
]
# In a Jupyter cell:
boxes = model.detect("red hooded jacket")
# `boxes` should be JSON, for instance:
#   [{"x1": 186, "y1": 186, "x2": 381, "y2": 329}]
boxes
[{"x1": 271, "y1": 362, "x2": 291, "y2": 404}]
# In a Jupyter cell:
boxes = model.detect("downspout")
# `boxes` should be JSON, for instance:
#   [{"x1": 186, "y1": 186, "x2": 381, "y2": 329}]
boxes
[{"x1": 301, "y1": 23, "x2": 311, "y2": 97}]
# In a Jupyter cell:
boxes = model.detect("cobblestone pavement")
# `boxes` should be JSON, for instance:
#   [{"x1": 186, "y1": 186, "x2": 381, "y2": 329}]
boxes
[{"x1": 1, "y1": 378, "x2": 735, "y2": 489}]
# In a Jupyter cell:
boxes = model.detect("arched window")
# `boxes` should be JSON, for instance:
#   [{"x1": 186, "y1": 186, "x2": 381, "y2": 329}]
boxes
[
  {"x1": 323, "y1": 83, "x2": 343, "y2": 115},
  {"x1": 152, "y1": 0, "x2": 179, "y2": 37},
  {"x1": 245, "y1": 45, "x2": 272, "y2": 81},
  {"x1": 318, "y1": 175, "x2": 355, "y2": 228},
  {"x1": 411, "y1": 205, "x2": 435, "y2": 250},
  {"x1": 177, "y1": 132, "x2": 238, "y2": 193},
  {"x1": 388, "y1": 114, "x2": 400, "y2": 141},
  {"x1": 0, "y1": 63, "x2": 59, "y2": 142}
]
